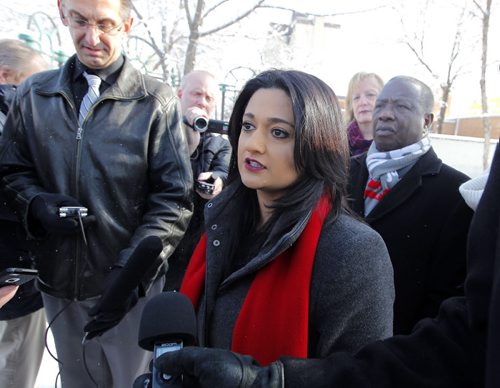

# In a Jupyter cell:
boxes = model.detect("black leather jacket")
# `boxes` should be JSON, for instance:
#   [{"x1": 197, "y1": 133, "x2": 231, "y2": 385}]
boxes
[{"x1": 0, "y1": 55, "x2": 193, "y2": 300}]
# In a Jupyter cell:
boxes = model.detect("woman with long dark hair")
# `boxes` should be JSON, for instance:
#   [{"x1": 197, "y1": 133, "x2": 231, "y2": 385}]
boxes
[{"x1": 180, "y1": 69, "x2": 394, "y2": 365}]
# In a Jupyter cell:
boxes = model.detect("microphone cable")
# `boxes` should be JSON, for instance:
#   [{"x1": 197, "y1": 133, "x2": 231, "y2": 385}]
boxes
[
  {"x1": 81, "y1": 332, "x2": 99, "y2": 388},
  {"x1": 44, "y1": 299, "x2": 73, "y2": 388},
  {"x1": 44, "y1": 300, "x2": 99, "y2": 388}
]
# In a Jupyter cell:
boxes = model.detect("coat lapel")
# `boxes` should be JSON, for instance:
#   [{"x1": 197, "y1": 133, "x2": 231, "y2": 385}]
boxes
[
  {"x1": 351, "y1": 148, "x2": 442, "y2": 223},
  {"x1": 365, "y1": 169, "x2": 423, "y2": 222},
  {"x1": 348, "y1": 154, "x2": 369, "y2": 215}
]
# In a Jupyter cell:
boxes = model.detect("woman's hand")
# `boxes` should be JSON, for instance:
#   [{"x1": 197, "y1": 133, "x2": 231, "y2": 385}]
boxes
[{"x1": 0, "y1": 285, "x2": 19, "y2": 308}]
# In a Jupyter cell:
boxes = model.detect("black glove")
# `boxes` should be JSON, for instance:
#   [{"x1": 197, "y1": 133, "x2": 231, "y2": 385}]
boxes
[
  {"x1": 84, "y1": 236, "x2": 163, "y2": 340},
  {"x1": 29, "y1": 193, "x2": 94, "y2": 235},
  {"x1": 147, "y1": 347, "x2": 283, "y2": 388},
  {"x1": 133, "y1": 373, "x2": 152, "y2": 388},
  {"x1": 83, "y1": 267, "x2": 139, "y2": 340}
]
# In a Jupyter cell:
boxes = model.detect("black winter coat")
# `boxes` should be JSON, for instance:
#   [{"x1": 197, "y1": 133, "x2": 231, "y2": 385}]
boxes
[
  {"x1": 0, "y1": 83, "x2": 43, "y2": 320},
  {"x1": 0, "y1": 56, "x2": 193, "y2": 300},
  {"x1": 165, "y1": 133, "x2": 231, "y2": 291},
  {"x1": 348, "y1": 148, "x2": 473, "y2": 334}
]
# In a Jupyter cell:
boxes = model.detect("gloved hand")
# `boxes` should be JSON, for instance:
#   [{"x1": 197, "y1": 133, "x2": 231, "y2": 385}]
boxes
[
  {"x1": 133, "y1": 347, "x2": 284, "y2": 388},
  {"x1": 83, "y1": 267, "x2": 139, "y2": 340},
  {"x1": 84, "y1": 236, "x2": 163, "y2": 340},
  {"x1": 29, "y1": 193, "x2": 94, "y2": 235}
]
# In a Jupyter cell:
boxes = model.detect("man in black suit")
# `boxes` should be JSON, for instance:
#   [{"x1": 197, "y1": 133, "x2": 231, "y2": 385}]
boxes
[{"x1": 347, "y1": 76, "x2": 473, "y2": 334}]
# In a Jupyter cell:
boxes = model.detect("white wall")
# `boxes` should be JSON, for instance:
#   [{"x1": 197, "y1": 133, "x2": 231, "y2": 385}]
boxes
[{"x1": 430, "y1": 134, "x2": 498, "y2": 178}]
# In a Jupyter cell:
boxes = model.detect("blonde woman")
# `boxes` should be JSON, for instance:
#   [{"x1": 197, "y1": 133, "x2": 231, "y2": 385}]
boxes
[{"x1": 345, "y1": 72, "x2": 384, "y2": 156}]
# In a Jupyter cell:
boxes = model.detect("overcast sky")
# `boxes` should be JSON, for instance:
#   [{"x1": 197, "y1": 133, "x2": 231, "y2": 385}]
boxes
[{"x1": 3, "y1": 0, "x2": 500, "y2": 117}]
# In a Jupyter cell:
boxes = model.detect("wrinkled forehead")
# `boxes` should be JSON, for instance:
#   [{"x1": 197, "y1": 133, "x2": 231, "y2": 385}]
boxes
[
  {"x1": 187, "y1": 74, "x2": 217, "y2": 93},
  {"x1": 378, "y1": 79, "x2": 421, "y2": 102},
  {"x1": 356, "y1": 76, "x2": 382, "y2": 90},
  {"x1": 61, "y1": 0, "x2": 128, "y2": 20}
]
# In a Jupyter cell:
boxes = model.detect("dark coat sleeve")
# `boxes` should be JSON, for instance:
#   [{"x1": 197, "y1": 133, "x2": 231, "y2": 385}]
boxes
[{"x1": 282, "y1": 296, "x2": 483, "y2": 388}]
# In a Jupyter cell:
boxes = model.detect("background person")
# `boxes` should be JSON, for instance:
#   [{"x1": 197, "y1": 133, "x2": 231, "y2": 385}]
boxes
[
  {"x1": 348, "y1": 75, "x2": 473, "y2": 334},
  {"x1": 165, "y1": 70, "x2": 231, "y2": 291},
  {"x1": 179, "y1": 69, "x2": 394, "y2": 365},
  {"x1": 344, "y1": 72, "x2": 384, "y2": 156},
  {"x1": 0, "y1": 38, "x2": 48, "y2": 388},
  {"x1": 0, "y1": 0, "x2": 193, "y2": 386}
]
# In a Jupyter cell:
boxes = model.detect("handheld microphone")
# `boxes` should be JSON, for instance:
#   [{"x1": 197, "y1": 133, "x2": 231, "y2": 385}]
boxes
[{"x1": 138, "y1": 292, "x2": 197, "y2": 387}]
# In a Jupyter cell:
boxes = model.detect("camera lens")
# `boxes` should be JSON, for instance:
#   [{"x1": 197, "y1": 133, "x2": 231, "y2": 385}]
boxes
[{"x1": 193, "y1": 117, "x2": 208, "y2": 132}]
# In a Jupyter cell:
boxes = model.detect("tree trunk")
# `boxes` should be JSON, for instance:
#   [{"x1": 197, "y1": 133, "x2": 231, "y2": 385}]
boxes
[
  {"x1": 183, "y1": 32, "x2": 199, "y2": 75},
  {"x1": 182, "y1": 0, "x2": 204, "y2": 76},
  {"x1": 479, "y1": 0, "x2": 492, "y2": 170},
  {"x1": 436, "y1": 84, "x2": 450, "y2": 134}
]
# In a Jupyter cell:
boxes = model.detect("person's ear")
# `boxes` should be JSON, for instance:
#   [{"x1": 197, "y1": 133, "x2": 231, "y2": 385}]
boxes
[
  {"x1": 177, "y1": 88, "x2": 183, "y2": 99},
  {"x1": 0, "y1": 68, "x2": 16, "y2": 84},
  {"x1": 122, "y1": 17, "x2": 134, "y2": 34},
  {"x1": 424, "y1": 113, "x2": 434, "y2": 128},
  {"x1": 58, "y1": 0, "x2": 69, "y2": 26},
  {"x1": 0, "y1": 68, "x2": 9, "y2": 84}
]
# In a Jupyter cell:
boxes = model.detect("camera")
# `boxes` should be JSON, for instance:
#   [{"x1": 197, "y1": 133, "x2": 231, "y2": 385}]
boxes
[
  {"x1": 193, "y1": 117, "x2": 228, "y2": 134},
  {"x1": 0, "y1": 268, "x2": 38, "y2": 287},
  {"x1": 195, "y1": 177, "x2": 215, "y2": 195},
  {"x1": 59, "y1": 206, "x2": 88, "y2": 218}
]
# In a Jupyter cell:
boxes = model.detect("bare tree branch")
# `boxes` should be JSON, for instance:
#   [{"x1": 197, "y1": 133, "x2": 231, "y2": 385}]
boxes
[
  {"x1": 183, "y1": 0, "x2": 194, "y2": 29},
  {"x1": 131, "y1": 3, "x2": 169, "y2": 78},
  {"x1": 203, "y1": 0, "x2": 231, "y2": 18},
  {"x1": 405, "y1": 42, "x2": 437, "y2": 77},
  {"x1": 200, "y1": 0, "x2": 266, "y2": 37},
  {"x1": 472, "y1": 0, "x2": 486, "y2": 14},
  {"x1": 200, "y1": 1, "x2": 391, "y2": 38},
  {"x1": 258, "y1": 3, "x2": 390, "y2": 17}
]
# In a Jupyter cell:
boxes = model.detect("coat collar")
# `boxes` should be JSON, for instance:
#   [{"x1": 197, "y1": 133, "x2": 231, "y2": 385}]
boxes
[
  {"x1": 204, "y1": 180, "x2": 312, "y2": 288},
  {"x1": 350, "y1": 147, "x2": 443, "y2": 222},
  {"x1": 34, "y1": 54, "x2": 148, "y2": 101}
]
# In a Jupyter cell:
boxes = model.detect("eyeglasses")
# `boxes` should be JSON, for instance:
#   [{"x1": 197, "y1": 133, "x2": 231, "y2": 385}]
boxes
[{"x1": 65, "y1": 15, "x2": 124, "y2": 35}]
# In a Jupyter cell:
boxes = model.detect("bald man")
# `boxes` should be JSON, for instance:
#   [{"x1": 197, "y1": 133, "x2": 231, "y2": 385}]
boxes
[
  {"x1": 348, "y1": 76, "x2": 473, "y2": 334},
  {"x1": 165, "y1": 70, "x2": 231, "y2": 291}
]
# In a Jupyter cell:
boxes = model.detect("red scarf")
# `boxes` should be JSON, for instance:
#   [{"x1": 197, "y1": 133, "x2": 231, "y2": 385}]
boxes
[
  {"x1": 180, "y1": 196, "x2": 331, "y2": 365},
  {"x1": 364, "y1": 178, "x2": 391, "y2": 201}
]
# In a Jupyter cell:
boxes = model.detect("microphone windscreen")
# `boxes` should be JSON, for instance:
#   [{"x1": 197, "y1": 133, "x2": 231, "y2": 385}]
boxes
[
  {"x1": 98, "y1": 236, "x2": 163, "y2": 311},
  {"x1": 138, "y1": 291, "x2": 197, "y2": 351}
]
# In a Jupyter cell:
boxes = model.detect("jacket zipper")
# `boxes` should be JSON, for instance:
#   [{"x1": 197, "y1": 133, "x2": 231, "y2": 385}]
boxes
[
  {"x1": 59, "y1": 91, "x2": 85, "y2": 299},
  {"x1": 74, "y1": 125, "x2": 84, "y2": 298},
  {"x1": 72, "y1": 96, "x2": 108, "y2": 298}
]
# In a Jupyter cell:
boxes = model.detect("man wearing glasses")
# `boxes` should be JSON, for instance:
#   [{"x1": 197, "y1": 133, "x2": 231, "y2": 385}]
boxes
[{"x1": 0, "y1": 0, "x2": 193, "y2": 387}]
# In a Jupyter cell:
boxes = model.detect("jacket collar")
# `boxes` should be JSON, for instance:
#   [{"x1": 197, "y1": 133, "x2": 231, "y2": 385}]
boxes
[
  {"x1": 350, "y1": 147, "x2": 442, "y2": 222},
  {"x1": 0, "y1": 84, "x2": 17, "y2": 114},
  {"x1": 205, "y1": 180, "x2": 312, "y2": 288},
  {"x1": 34, "y1": 54, "x2": 148, "y2": 101}
]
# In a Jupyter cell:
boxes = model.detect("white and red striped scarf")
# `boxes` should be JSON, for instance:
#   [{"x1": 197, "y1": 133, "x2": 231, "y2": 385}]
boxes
[{"x1": 364, "y1": 137, "x2": 431, "y2": 216}]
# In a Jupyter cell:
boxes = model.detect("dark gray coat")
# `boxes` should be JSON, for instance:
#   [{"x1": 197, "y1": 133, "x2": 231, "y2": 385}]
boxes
[{"x1": 196, "y1": 182, "x2": 395, "y2": 359}]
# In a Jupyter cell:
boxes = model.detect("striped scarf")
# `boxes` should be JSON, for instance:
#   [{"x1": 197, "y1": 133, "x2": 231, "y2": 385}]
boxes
[{"x1": 364, "y1": 137, "x2": 431, "y2": 216}]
